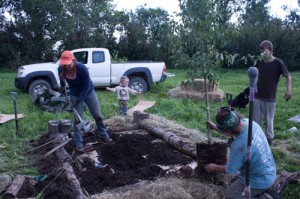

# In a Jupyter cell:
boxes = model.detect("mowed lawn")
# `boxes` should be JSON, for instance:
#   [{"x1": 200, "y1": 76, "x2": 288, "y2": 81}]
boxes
[{"x1": 0, "y1": 68, "x2": 299, "y2": 198}]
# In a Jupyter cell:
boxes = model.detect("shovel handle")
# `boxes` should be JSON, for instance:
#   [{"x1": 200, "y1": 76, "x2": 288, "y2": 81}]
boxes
[
  {"x1": 72, "y1": 108, "x2": 83, "y2": 123},
  {"x1": 10, "y1": 92, "x2": 18, "y2": 101},
  {"x1": 226, "y1": 93, "x2": 232, "y2": 108}
]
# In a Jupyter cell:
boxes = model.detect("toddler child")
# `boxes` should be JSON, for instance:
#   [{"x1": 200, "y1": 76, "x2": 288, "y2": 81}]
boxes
[{"x1": 106, "y1": 76, "x2": 140, "y2": 115}]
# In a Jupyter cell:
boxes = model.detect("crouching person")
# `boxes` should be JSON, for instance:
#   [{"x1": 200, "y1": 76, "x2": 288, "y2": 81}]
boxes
[
  {"x1": 205, "y1": 108, "x2": 276, "y2": 198},
  {"x1": 58, "y1": 50, "x2": 112, "y2": 153},
  {"x1": 106, "y1": 76, "x2": 141, "y2": 115}
]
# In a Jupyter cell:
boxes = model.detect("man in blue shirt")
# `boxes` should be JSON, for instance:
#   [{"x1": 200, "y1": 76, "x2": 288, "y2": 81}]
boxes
[{"x1": 205, "y1": 108, "x2": 276, "y2": 198}]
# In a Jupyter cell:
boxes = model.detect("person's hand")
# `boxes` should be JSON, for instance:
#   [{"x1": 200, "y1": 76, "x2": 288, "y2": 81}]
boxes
[
  {"x1": 284, "y1": 90, "x2": 292, "y2": 101},
  {"x1": 227, "y1": 137, "x2": 234, "y2": 147},
  {"x1": 206, "y1": 121, "x2": 218, "y2": 131},
  {"x1": 59, "y1": 87, "x2": 66, "y2": 95},
  {"x1": 71, "y1": 100, "x2": 80, "y2": 109},
  {"x1": 204, "y1": 163, "x2": 217, "y2": 173},
  {"x1": 106, "y1": 87, "x2": 111, "y2": 91}
]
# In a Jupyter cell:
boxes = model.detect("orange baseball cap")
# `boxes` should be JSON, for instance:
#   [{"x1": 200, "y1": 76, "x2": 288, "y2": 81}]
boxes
[{"x1": 60, "y1": 50, "x2": 74, "y2": 65}]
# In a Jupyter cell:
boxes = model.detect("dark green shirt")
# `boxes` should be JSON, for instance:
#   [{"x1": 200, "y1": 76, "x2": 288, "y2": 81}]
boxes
[{"x1": 255, "y1": 58, "x2": 289, "y2": 102}]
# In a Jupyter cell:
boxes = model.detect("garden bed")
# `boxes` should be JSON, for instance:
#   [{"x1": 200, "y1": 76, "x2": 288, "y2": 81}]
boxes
[{"x1": 15, "y1": 115, "x2": 227, "y2": 198}]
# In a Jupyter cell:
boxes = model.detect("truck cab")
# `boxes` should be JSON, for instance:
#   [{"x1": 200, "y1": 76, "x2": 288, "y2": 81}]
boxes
[{"x1": 15, "y1": 48, "x2": 168, "y2": 95}]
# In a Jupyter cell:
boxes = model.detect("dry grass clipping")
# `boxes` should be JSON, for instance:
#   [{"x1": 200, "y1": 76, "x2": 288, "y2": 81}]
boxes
[
  {"x1": 168, "y1": 87, "x2": 224, "y2": 102},
  {"x1": 92, "y1": 177, "x2": 225, "y2": 199},
  {"x1": 105, "y1": 114, "x2": 224, "y2": 146},
  {"x1": 142, "y1": 114, "x2": 224, "y2": 145},
  {"x1": 105, "y1": 116, "x2": 138, "y2": 132}
]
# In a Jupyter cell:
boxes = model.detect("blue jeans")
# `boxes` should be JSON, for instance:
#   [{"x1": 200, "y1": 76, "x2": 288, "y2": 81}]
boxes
[
  {"x1": 118, "y1": 100, "x2": 128, "y2": 115},
  {"x1": 71, "y1": 90, "x2": 109, "y2": 148}
]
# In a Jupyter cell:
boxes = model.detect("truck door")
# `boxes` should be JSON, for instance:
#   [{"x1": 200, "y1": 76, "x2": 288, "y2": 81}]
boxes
[{"x1": 73, "y1": 50, "x2": 111, "y2": 86}]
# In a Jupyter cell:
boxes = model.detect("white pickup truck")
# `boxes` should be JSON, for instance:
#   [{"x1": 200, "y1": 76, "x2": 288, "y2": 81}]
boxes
[{"x1": 15, "y1": 48, "x2": 168, "y2": 95}]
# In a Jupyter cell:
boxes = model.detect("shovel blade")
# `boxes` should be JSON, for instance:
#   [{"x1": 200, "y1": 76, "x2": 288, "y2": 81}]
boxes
[{"x1": 76, "y1": 120, "x2": 92, "y2": 134}]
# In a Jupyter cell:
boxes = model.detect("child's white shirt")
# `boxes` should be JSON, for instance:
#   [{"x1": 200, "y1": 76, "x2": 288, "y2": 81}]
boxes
[{"x1": 110, "y1": 86, "x2": 138, "y2": 101}]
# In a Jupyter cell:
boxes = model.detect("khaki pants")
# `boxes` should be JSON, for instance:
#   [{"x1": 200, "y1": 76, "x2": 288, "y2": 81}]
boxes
[
  {"x1": 225, "y1": 179, "x2": 267, "y2": 199},
  {"x1": 253, "y1": 99, "x2": 276, "y2": 140}
]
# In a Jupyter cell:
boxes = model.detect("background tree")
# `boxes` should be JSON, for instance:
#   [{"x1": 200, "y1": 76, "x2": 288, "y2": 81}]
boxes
[
  {"x1": 56, "y1": 0, "x2": 115, "y2": 52},
  {"x1": 227, "y1": 0, "x2": 271, "y2": 55},
  {"x1": 225, "y1": 0, "x2": 300, "y2": 69},
  {"x1": 0, "y1": 0, "x2": 300, "y2": 71},
  {"x1": 117, "y1": 7, "x2": 174, "y2": 65},
  {"x1": 281, "y1": 1, "x2": 300, "y2": 70},
  {"x1": 174, "y1": 0, "x2": 232, "y2": 83}
]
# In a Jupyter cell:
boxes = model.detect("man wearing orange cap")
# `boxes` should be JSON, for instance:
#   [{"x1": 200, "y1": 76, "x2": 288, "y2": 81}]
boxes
[{"x1": 58, "y1": 50, "x2": 112, "y2": 152}]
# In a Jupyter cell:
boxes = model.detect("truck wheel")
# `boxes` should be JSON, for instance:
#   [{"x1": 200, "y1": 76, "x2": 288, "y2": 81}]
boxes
[
  {"x1": 129, "y1": 77, "x2": 148, "y2": 93},
  {"x1": 29, "y1": 80, "x2": 52, "y2": 96}
]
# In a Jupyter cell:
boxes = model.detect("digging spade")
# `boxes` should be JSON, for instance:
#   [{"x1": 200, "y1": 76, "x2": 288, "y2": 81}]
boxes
[
  {"x1": 72, "y1": 107, "x2": 92, "y2": 134},
  {"x1": 244, "y1": 67, "x2": 258, "y2": 198},
  {"x1": 10, "y1": 92, "x2": 19, "y2": 136},
  {"x1": 63, "y1": 88, "x2": 92, "y2": 134}
]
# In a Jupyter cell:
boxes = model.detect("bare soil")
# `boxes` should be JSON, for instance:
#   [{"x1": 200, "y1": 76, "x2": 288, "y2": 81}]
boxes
[{"x1": 18, "y1": 129, "x2": 195, "y2": 198}]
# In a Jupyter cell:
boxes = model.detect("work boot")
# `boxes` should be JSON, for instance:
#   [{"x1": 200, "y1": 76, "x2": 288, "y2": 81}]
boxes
[
  {"x1": 75, "y1": 145, "x2": 84, "y2": 153},
  {"x1": 257, "y1": 188, "x2": 281, "y2": 199},
  {"x1": 267, "y1": 139, "x2": 273, "y2": 146},
  {"x1": 99, "y1": 136, "x2": 113, "y2": 143}
]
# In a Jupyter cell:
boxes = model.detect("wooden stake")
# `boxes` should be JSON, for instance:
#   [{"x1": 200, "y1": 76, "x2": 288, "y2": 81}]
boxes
[
  {"x1": 43, "y1": 138, "x2": 72, "y2": 158},
  {"x1": 26, "y1": 135, "x2": 66, "y2": 153}
]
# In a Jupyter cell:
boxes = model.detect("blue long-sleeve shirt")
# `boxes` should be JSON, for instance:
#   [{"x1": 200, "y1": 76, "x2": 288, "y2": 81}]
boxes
[
  {"x1": 58, "y1": 62, "x2": 94, "y2": 102},
  {"x1": 226, "y1": 119, "x2": 276, "y2": 189}
]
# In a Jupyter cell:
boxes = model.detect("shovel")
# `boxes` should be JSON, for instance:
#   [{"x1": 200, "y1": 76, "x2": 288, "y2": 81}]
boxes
[
  {"x1": 10, "y1": 92, "x2": 19, "y2": 136},
  {"x1": 63, "y1": 88, "x2": 92, "y2": 134},
  {"x1": 72, "y1": 108, "x2": 92, "y2": 134},
  {"x1": 244, "y1": 67, "x2": 259, "y2": 198},
  {"x1": 24, "y1": 174, "x2": 48, "y2": 182},
  {"x1": 226, "y1": 93, "x2": 233, "y2": 110}
]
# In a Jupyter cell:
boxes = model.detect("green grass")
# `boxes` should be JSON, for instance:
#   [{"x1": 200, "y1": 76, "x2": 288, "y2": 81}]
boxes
[{"x1": 1, "y1": 69, "x2": 299, "y2": 198}]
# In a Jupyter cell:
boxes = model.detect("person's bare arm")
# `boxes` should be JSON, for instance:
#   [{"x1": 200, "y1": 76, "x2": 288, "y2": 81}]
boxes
[
  {"x1": 204, "y1": 163, "x2": 226, "y2": 174},
  {"x1": 106, "y1": 87, "x2": 115, "y2": 92},
  {"x1": 207, "y1": 121, "x2": 223, "y2": 133},
  {"x1": 285, "y1": 75, "x2": 292, "y2": 101}
]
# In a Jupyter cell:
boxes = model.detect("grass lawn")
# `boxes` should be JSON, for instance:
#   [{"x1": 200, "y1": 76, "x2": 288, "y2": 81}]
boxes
[{"x1": 0, "y1": 68, "x2": 299, "y2": 198}]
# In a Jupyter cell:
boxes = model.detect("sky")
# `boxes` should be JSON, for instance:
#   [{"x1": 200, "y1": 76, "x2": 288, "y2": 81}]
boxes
[{"x1": 113, "y1": 0, "x2": 299, "y2": 20}]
